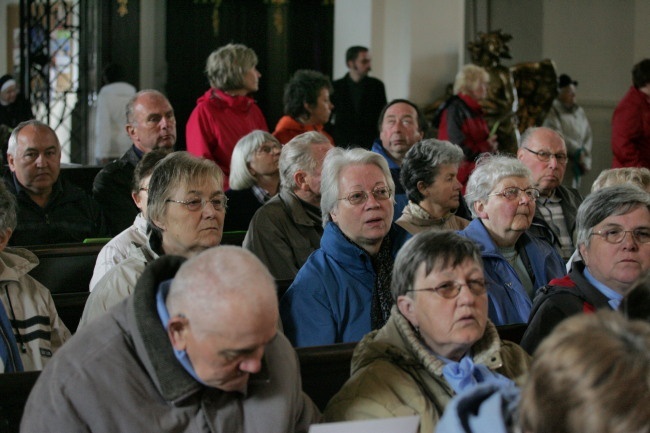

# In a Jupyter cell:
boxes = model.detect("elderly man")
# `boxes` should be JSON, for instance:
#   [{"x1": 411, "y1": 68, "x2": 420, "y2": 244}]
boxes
[
  {"x1": 5, "y1": 120, "x2": 107, "y2": 246},
  {"x1": 244, "y1": 131, "x2": 332, "y2": 280},
  {"x1": 93, "y1": 89, "x2": 176, "y2": 235},
  {"x1": 0, "y1": 181, "x2": 69, "y2": 370},
  {"x1": 521, "y1": 185, "x2": 650, "y2": 353},
  {"x1": 371, "y1": 99, "x2": 426, "y2": 220},
  {"x1": 329, "y1": 46, "x2": 387, "y2": 149},
  {"x1": 542, "y1": 74, "x2": 592, "y2": 189},
  {"x1": 22, "y1": 246, "x2": 319, "y2": 432},
  {"x1": 517, "y1": 127, "x2": 583, "y2": 261}
]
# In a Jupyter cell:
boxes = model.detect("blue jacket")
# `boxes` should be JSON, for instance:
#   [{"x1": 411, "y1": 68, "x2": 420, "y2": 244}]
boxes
[
  {"x1": 371, "y1": 140, "x2": 408, "y2": 221},
  {"x1": 280, "y1": 222, "x2": 410, "y2": 347},
  {"x1": 457, "y1": 219, "x2": 565, "y2": 326}
]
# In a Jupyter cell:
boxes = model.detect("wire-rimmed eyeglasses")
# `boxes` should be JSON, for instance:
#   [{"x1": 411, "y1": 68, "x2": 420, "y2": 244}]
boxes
[
  {"x1": 338, "y1": 186, "x2": 392, "y2": 205},
  {"x1": 488, "y1": 186, "x2": 540, "y2": 201},
  {"x1": 523, "y1": 147, "x2": 568, "y2": 164},
  {"x1": 590, "y1": 228, "x2": 650, "y2": 244},
  {"x1": 406, "y1": 279, "x2": 487, "y2": 299},
  {"x1": 165, "y1": 196, "x2": 228, "y2": 212}
]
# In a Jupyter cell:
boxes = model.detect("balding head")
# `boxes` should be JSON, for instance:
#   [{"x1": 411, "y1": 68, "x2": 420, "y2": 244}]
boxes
[
  {"x1": 126, "y1": 90, "x2": 176, "y2": 153},
  {"x1": 165, "y1": 246, "x2": 278, "y2": 392},
  {"x1": 517, "y1": 127, "x2": 568, "y2": 197}
]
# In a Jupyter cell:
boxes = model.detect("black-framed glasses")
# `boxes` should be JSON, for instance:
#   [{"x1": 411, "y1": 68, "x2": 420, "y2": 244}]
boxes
[
  {"x1": 590, "y1": 228, "x2": 650, "y2": 244},
  {"x1": 166, "y1": 196, "x2": 228, "y2": 212},
  {"x1": 407, "y1": 279, "x2": 487, "y2": 299},
  {"x1": 523, "y1": 147, "x2": 568, "y2": 164},
  {"x1": 338, "y1": 186, "x2": 392, "y2": 205},
  {"x1": 488, "y1": 186, "x2": 540, "y2": 201}
]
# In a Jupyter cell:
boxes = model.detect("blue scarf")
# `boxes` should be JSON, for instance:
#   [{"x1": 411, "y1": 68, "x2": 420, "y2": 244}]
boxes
[{"x1": 442, "y1": 355, "x2": 514, "y2": 394}]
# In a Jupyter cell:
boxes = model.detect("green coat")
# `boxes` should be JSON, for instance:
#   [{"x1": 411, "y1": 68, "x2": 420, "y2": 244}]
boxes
[{"x1": 324, "y1": 307, "x2": 531, "y2": 433}]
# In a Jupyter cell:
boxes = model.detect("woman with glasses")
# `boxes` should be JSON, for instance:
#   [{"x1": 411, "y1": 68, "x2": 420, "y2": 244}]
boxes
[
  {"x1": 80, "y1": 152, "x2": 226, "y2": 327},
  {"x1": 458, "y1": 153, "x2": 565, "y2": 326},
  {"x1": 521, "y1": 184, "x2": 650, "y2": 353},
  {"x1": 324, "y1": 231, "x2": 530, "y2": 433},
  {"x1": 224, "y1": 130, "x2": 281, "y2": 231},
  {"x1": 280, "y1": 147, "x2": 410, "y2": 347}
]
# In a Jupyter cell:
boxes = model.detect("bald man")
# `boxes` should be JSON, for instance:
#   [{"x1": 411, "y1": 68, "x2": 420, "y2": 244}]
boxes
[
  {"x1": 22, "y1": 246, "x2": 319, "y2": 432},
  {"x1": 93, "y1": 89, "x2": 176, "y2": 235}
]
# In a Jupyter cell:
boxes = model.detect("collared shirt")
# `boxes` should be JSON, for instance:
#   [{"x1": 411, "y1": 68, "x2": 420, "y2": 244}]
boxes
[
  {"x1": 583, "y1": 267, "x2": 623, "y2": 310},
  {"x1": 537, "y1": 192, "x2": 574, "y2": 259}
]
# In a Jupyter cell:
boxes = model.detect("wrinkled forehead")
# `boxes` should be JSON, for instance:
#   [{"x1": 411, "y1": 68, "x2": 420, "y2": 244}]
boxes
[
  {"x1": 135, "y1": 95, "x2": 172, "y2": 117},
  {"x1": 18, "y1": 125, "x2": 60, "y2": 150}
]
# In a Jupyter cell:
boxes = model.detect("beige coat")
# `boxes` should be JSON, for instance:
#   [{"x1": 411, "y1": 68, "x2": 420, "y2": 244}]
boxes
[
  {"x1": 396, "y1": 202, "x2": 470, "y2": 235},
  {"x1": 324, "y1": 307, "x2": 530, "y2": 433}
]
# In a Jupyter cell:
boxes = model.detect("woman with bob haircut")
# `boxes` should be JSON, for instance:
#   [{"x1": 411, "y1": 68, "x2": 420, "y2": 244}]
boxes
[
  {"x1": 458, "y1": 153, "x2": 565, "y2": 326},
  {"x1": 186, "y1": 43, "x2": 268, "y2": 189},
  {"x1": 397, "y1": 139, "x2": 470, "y2": 234},
  {"x1": 324, "y1": 230, "x2": 530, "y2": 433},
  {"x1": 520, "y1": 311, "x2": 650, "y2": 433},
  {"x1": 438, "y1": 64, "x2": 497, "y2": 188},
  {"x1": 224, "y1": 130, "x2": 280, "y2": 231},
  {"x1": 273, "y1": 69, "x2": 334, "y2": 145}
]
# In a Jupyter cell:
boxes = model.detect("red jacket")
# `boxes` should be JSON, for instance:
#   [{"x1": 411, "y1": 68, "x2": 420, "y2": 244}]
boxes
[
  {"x1": 186, "y1": 89, "x2": 268, "y2": 188},
  {"x1": 611, "y1": 85, "x2": 650, "y2": 168},
  {"x1": 272, "y1": 115, "x2": 334, "y2": 146},
  {"x1": 438, "y1": 93, "x2": 492, "y2": 186}
]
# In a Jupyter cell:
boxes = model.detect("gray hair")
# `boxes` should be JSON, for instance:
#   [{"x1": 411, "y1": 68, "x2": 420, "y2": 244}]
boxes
[
  {"x1": 400, "y1": 139, "x2": 464, "y2": 203},
  {"x1": 125, "y1": 89, "x2": 168, "y2": 125},
  {"x1": 320, "y1": 147, "x2": 394, "y2": 226},
  {"x1": 147, "y1": 152, "x2": 224, "y2": 237},
  {"x1": 464, "y1": 153, "x2": 532, "y2": 218},
  {"x1": 7, "y1": 120, "x2": 59, "y2": 157},
  {"x1": 205, "y1": 44, "x2": 258, "y2": 91},
  {"x1": 576, "y1": 185, "x2": 650, "y2": 249},
  {"x1": 0, "y1": 182, "x2": 17, "y2": 232},
  {"x1": 280, "y1": 131, "x2": 330, "y2": 192},
  {"x1": 453, "y1": 64, "x2": 489, "y2": 95},
  {"x1": 391, "y1": 231, "x2": 483, "y2": 301},
  {"x1": 519, "y1": 126, "x2": 565, "y2": 149},
  {"x1": 229, "y1": 130, "x2": 280, "y2": 190}
]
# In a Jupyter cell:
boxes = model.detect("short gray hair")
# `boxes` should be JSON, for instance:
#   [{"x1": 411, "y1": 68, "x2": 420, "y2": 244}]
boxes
[
  {"x1": 400, "y1": 139, "x2": 464, "y2": 203},
  {"x1": 147, "y1": 152, "x2": 224, "y2": 237},
  {"x1": 320, "y1": 147, "x2": 394, "y2": 226},
  {"x1": 280, "y1": 131, "x2": 330, "y2": 192},
  {"x1": 464, "y1": 153, "x2": 532, "y2": 218},
  {"x1": 576, "y1": 185, "x2": 650, "y2": 249},
  {"x1": 0, "y1": 182, "x2": 17, "y2": 232},
  {"x1": 229, "y1": 130, "x2": 279, "y2": 190},
  {"x1": 7, "y1": 120, "x2": 59, "y2": 157},
  {"x1": 391, "y1": 231, "x2": 483, "y2": 301},
  {"x1": 205, "y1": 44, "x2": 258, "y2": 91},
  {"x1": 519, "y1": 126, "x2": 565, "y2": 149},
  {"x1": 125, "y1": 89, "x2": 168, "y2": 125}
]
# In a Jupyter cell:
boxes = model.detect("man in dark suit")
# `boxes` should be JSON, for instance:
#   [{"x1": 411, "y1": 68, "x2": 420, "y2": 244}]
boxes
[{"x1": 329, "y1": 46, "x2": 387, "y2": 149}]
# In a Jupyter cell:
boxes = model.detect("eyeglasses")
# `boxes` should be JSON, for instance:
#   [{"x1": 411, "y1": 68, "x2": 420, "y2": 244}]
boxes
[
  {"x1": 523, "y1": 147, "x2": 568, "y2": 164},
  {"x1": 590, "y1": 228, "x2": 650, "y2": 244},
  {"x1": 488, "y1": 186, "x2": 540, "y2": 201},
  {"x1": 407, "y1": 279, "x2": 487, "y2": 299},
  {"x1": 256, "y1": 143, "x2": 282, "y2": 155},
  {"x1": 166, "y1": 196, "x2": 228, "y2": 212},
  {"x1": 338, "y1": 186, "x2": 392, "y2": 205}
]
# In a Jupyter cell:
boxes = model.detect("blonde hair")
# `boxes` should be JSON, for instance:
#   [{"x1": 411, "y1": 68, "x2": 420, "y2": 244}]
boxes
[
  {"x1": 591, "y1": 167, "x2": 650, "y2": 193},
  {"x1": 453, "y1": 64, "x2": 489, "y2": 95}
]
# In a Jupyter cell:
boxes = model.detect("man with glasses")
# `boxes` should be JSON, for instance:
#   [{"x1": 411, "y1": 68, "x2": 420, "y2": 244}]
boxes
[
  {"x1": 517, "y1": 126, "x2": 583, "y2": 261},
  {"x1": 521, "y1": 185, "x2": 650, "y2": 353}
]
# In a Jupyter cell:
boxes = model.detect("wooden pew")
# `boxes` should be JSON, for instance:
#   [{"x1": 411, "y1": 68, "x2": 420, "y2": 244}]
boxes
[
  {"x1": 0, "y1": 371, "x2": 40, "y2": 433},
  {"x1": 297, "y1": 342, "x2": 357, "y2": 411}
]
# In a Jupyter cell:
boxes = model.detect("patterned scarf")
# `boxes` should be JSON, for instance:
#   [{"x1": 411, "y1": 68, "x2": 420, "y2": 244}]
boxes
[{"x1": 371, "y1": 236, "x2": 394, "y2": 329}]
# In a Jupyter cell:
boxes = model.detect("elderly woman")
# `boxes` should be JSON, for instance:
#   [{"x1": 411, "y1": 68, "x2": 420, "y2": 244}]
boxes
[
  {"x1": 591, "y1": 166, "x2": 650, "y2": 192},
  {"x1": 80, "y1": 152, "x2": 226, "y2": 327},
  {"x1": 520, "y1": 311, "x2": 650, "y2": 433},
  {"x1": 521, "y1": 185, "x2": 650, "y2": 353},
  {"x1": 89, "y1": 149, "x2": 169, "y2": 291},
  {"x1": 280, "y1": 147, "x2": 410, "y2": 347},
  {"x1": 224, "y1": 130, "x2": 281, "y2": 231},
  {"x1": 324, "y1": 231, "x2": 530, "y2": 433},
  {"x1": 458, "y1": 154, "x2": 565, "y2": 326},
  {"x1": 273, "y1": 69, "x2": 334, "y2": 145},
  {"x1": 397, "y1": 139, "x2": 470, "y2": 234},
  {"x1": 186, "y1": 43, "x2": 268, "y2": 189},
  {"x1": 438, "y1": 64, "x2": 497, "y2": 188}
]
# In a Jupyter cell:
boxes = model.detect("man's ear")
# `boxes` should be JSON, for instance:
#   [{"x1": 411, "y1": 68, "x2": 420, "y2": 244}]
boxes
[
  {"x1": 126, "y1": 124, "x2": 136, "y2": 141},
  {"x1": 0, "y1": 228, "x2": 13, "y2": 251},
  {"x1": 294, "y1": 170, "x2": 308, "y2": 191},
  {"x1": 516, "y1": 148, "x2": 525, "y2": 160},
  {"x1": 167, "y1": 316, "x2": 189, "y2": 351},
  {"x1": 7, "y1": 154, "x2": 15, "y2": 173}
]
